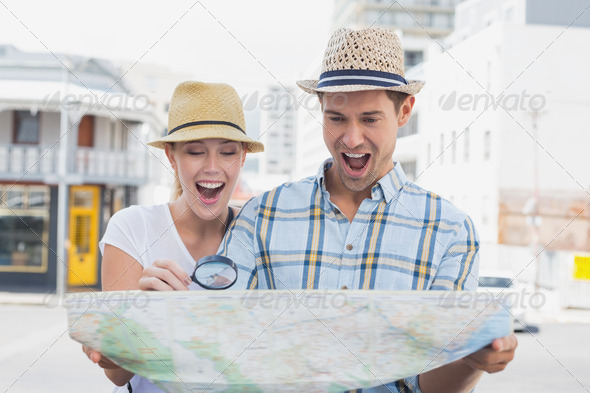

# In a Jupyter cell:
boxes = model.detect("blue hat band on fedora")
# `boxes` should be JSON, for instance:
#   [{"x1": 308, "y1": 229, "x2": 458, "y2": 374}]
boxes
[{"x1": 317, "y1": 69, "x2": 408, "y2": 89}]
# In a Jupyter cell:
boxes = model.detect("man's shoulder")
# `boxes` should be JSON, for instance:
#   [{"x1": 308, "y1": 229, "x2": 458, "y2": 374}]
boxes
[
  {"x1": 397, "y1": 182, "x2": 471, "y2": 225},
  {"x1": 236, "y1": 176, "x2": 319, "y2": 225},
  {"x1": 248, "y1": 175, "x2": 318, "y2": 207},
  {"x1": 109, "y1": 203, "x2": 167, "y2": 226}
]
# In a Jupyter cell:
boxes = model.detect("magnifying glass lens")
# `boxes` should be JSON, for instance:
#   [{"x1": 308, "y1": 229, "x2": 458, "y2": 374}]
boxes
[
  {"x1": 195, "y1": 263, "x2": 236, "y2": 288},
  {"x1": 192, "y1": 256, "x2": 237, "y2": 290}
]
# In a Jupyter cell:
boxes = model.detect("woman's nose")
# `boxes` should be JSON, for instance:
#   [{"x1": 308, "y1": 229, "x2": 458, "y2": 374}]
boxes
[{"x1": 203, "y1": 153, "x2": 221, "y2": 173}]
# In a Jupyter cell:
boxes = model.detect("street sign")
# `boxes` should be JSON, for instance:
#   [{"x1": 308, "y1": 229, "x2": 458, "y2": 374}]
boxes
[{"x1": 573, "y1": 255, "x2": 590, "y2": 281}]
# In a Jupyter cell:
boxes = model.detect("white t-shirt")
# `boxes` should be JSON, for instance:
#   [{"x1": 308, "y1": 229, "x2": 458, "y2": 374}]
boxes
[
  {"x1": 99, "y1": 203, "x2": 204, "y2": 393},
  {"x1": 99, "y1": 203, "x2": 204, "y2": 290}
]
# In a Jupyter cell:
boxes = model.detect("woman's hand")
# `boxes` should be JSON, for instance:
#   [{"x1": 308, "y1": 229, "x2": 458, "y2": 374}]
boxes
[
  {"x1": 83, "y1": 345, "x2": 135, "y2": 386},
  {"x1": 139, "y1": 259, "x2": 193, "y2": 291},
  {"x1": 82, "y1": 345, "x2": 119, "y2": 369}
]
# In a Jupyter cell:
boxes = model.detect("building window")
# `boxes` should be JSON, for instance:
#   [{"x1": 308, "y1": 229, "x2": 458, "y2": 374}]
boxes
[
  {"x1": 78, "y1": 115, "x2": 95, "y2": 148},
  {"x1": 484, "y1": 130, "x2": 491, "y2": 160},
  {"x1": 120, "y1": 120, "x2": 134, "y2": 151},
  {"x1": 0, "y1": 185, "x2": 49, "y2": 273},
  {"x1": 109, "y1": 121, "x2": 117, "y2": 150},
  {"x1": 415, "y1": 12, "x2": 433, "y2": 27},
  {"x1": 110, "y1": 120, "x2": 131, "y2": 150},
  {"x1": 405, "y1": 50, "x2": 424, "y2": 69},
  {"x1": 13, "y1": 110, "x2": 40, "y2": 144}
]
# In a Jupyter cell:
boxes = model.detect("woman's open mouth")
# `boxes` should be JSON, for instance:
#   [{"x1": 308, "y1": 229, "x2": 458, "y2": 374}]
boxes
[
  {"x1": 342, "y1": 152, "x2": 370, "y2": 176},
  {"x1": 196, "y1": 181, "x2": 226, "y2": 205}
]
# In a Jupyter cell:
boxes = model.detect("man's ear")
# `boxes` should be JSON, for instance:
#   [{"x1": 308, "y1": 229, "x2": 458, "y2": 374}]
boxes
[
  {"x1": 164, "y1": 143, "x2": 178, "y2": 171},
  {"x1": 397, "y1": 95, "x2": 416, "y2": 127}
]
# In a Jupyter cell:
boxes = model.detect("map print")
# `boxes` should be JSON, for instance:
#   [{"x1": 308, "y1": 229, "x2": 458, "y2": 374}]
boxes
[{"x1": 68, "y1": 290, "x2": 512, "y2": 392}]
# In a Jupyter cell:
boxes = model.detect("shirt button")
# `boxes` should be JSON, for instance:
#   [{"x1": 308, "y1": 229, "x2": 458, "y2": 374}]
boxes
[
  {"x1": 341, "y1": 286, "x2": 348, "y2": 290},
  {"x1": 346, "y1": 244, "x2": 353, "y2": 251}
]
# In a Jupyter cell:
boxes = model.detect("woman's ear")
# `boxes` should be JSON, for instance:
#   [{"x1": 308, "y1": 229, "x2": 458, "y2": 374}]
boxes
[
  {"x1": 241, "y1": 143, "x2": 248, "y2": 167},
  {"x1": 164, "y1": 143, "x2": 178, "y2": 171}
]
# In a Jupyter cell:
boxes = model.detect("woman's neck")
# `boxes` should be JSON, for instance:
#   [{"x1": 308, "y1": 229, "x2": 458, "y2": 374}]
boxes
[{"x1": 168, "y1": 198, "x2": 228, "y2": 246}]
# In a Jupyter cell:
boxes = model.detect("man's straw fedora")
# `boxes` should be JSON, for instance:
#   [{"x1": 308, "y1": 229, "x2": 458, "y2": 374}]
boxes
[
  {"x1": 297, "y1": 28, "x2": 425, "y2": 95},
  {"x1": 148, "y1": 81, "x2": 264, "y2": 153}
]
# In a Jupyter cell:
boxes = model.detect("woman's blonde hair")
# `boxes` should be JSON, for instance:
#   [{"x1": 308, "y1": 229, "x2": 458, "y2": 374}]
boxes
[
  {"x1": 170, "y1": 172, "x2": 183, "y2": 201},
  {"x1": 166, "y1": 142, "x2": 183, "y2": 202}
]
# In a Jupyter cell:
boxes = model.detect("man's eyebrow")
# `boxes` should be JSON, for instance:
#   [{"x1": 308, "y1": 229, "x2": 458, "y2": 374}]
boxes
[
  {"x1": 324, "y1": 110, "x2": 386, "y2": 116},
  {"x1": 361, "y1": 110, "x2": 385, "y2": 116}
]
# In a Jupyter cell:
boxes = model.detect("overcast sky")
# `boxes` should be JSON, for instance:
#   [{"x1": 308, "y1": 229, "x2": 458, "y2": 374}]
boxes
[{"x1": 0, "y1": 0, "x2": 335, "y2": 91}]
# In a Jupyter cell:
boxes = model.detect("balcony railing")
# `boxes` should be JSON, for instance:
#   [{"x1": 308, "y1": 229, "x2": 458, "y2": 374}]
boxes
[{"x1": 0, "y1": 144, "x2": 151, "y2": 185}]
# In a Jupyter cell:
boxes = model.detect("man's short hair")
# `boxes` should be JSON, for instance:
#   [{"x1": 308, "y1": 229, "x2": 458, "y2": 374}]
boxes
[
  {"x1": 385, "y1": 91, "x2": 409, "y2": 113},
  {"x1": 317, "y1": 91, "x2": 410, "y2": 114}
]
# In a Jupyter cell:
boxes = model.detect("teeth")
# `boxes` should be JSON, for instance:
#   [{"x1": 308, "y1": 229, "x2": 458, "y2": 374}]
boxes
[
  {"x1": 197, "y1": 182, "x2": 223, "y2": 189},
  {"x1": 344, "y1": 153, "x2": 366, "y2": 158}
]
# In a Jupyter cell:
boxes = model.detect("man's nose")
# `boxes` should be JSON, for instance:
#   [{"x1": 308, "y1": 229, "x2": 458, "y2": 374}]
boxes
[{"x1": 341, "y1": 121, "x2": 364, "y2": 149}]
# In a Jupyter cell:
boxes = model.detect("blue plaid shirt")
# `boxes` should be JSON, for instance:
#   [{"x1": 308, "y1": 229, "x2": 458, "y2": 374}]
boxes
[{"x1": 219, "y1": 160, "x2": 480, "y2": 392}]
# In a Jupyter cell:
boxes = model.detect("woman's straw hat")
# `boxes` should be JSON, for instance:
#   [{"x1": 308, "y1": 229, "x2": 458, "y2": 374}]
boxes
[
  {"x1": 148, "y1": 81, "x2": 264, "y2": 153},
  {"x1": 297, "y1": 28, "x2": 425, "y2": 95}
]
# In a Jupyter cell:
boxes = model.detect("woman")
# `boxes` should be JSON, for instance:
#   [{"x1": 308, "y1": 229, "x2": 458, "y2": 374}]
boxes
[{"x1": 83, "y1": 81, "x2": 263, "y2": 392}]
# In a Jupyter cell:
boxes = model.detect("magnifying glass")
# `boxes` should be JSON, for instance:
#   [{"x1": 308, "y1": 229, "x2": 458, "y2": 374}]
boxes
[{"x1": 191, "y1": 255, "x2": 238, "y2": 290}]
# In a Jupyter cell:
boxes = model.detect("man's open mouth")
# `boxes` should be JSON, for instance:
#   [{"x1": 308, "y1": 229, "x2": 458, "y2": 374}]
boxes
[
  {"x1": 342, "y1": 152, "x2": 370, "y2": 173},
  {"x1": 196, "y1": 181, "x2": 225, "y2": 201}
]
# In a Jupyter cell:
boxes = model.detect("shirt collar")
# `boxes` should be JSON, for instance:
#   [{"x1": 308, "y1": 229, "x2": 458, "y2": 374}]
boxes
[{"x1": 315, "y1": 158, "x2": 408, "y2": 204}]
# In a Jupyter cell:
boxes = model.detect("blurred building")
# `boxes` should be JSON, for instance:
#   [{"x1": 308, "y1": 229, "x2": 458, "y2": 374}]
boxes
[
  {"x1": 294, "y1": 0, "x2": 465, "y2": 179},
  {"x1": 398, "y1": 0, "x2": 590, "y2": 306},
  {"x1": 333, "y1": 0, "x2": 465, "y2": 68},
  {"x1": 291, "y1": 0, "x2": 590, "y2": 307},
  {"x1": 0, "y1": 45, "x2": 164, "y2": 292},
  {"x1": 115, "y1": 62, "x2": 193, "y2": 205},
  {"x1": 259, "y1": 85, "x2": 298, "y2": 177}
]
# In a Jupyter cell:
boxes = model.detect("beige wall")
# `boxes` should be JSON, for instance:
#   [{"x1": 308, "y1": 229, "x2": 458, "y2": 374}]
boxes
[{"x1": 499, "y1": 189, "x2": 590, "y2": 251}]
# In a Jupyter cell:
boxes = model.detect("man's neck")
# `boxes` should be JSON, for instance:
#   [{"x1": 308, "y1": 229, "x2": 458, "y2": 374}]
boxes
[{"x1": 324, "y1": 167, "x2": 373, "y2": 222}]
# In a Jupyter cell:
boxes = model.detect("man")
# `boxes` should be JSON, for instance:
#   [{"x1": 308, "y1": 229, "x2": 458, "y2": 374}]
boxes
[{"x1": 220, "y1": 28, "x2": 517, "y2": 392}]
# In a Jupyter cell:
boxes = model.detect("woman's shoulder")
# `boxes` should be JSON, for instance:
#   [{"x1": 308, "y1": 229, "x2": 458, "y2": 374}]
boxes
[
  {"x1": 100, "y1": 203, "x2": 172, "y2": 257},
  {"x1": 109, "y1": 203, "x2": 170, "y2": 226}
]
